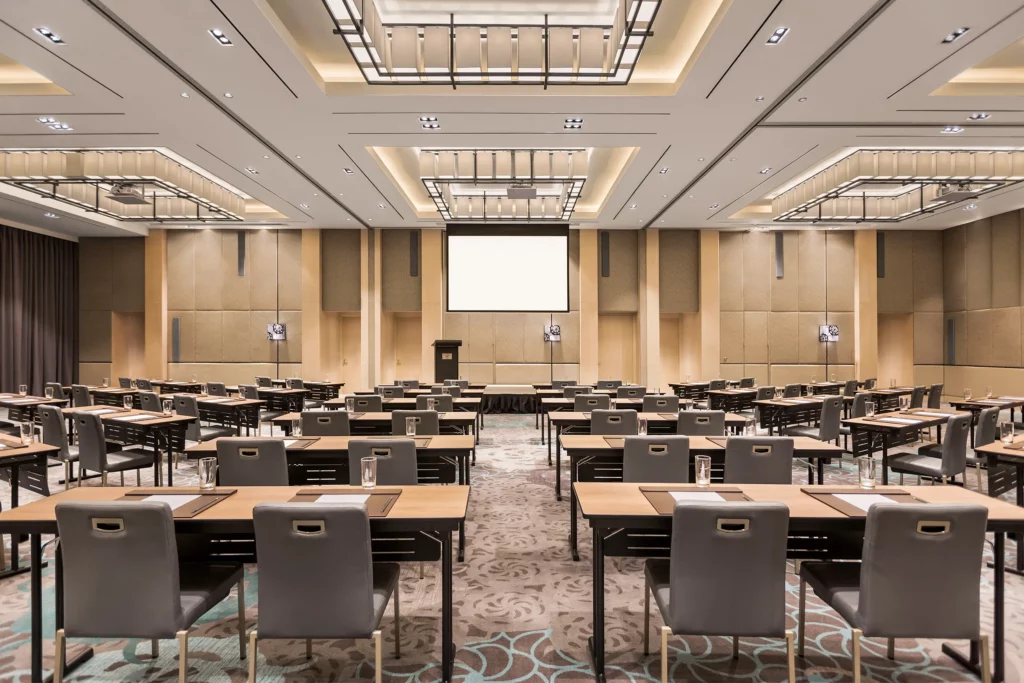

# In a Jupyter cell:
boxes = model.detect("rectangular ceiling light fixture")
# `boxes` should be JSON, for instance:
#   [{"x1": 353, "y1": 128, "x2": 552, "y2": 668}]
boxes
[{"x1": 766, "y1": 27, "x2": 789, "y2": 45}]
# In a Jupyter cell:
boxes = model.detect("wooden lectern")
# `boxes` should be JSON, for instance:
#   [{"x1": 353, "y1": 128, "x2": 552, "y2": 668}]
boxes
[{"x1": 432, "y1": 340, "x2": 462, "y2": 382}]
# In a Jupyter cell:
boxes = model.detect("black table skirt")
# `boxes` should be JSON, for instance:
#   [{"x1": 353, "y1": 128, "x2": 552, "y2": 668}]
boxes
[{"x1": 482, "y1": 395, "x2": 537, "y2": 414}]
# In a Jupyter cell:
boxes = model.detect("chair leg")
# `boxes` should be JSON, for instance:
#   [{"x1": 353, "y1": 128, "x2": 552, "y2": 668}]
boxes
[
  {"x1": 797, "y1": 578, "x2": 806, "y2": 657},
  {"x1": 784, "y1": 630, "x2": 796, "y2": 683},
  {"x1": 981, "y1": 634, "x2": 991, "y2": 683},
  {"x1": 247, "y1": 631, "x2": 258, "y2": 683},
  {"x1": 177, "y1": 630, "x2": 189, "y2": 683},
  {"x1": 373, "y1": 629, "x2": 383, "y2": 683},
  {"x1": 137, "y1": 469, "x2": 141, "y2": 486},
  {"x1": 306, "y1": 638, "x2": 312, "y2": 660},
  {"x1": 732, "y1": 636, "x2": 739, "y2": 659},
  {"x1": 54, "y1": 629, "x2": 65, "y2": 683},
  {"x1": 887, "y1": 637, "x2": 894, "y2": 659},
  {"x1": 237, "y1": 578, "x2": 246, "y2": 659},
  {"x1": 64, "y1": 461, "x2": 71, "y2": 491},
  {"x1": 120, "y1": 471, "x2": 124, "y2": 486},
  {"x1": 101, "y1": 471, "x2": 108, "y2": 486},
  {"x1": 851, "y1": 628, "x2": 862, "y2": 683},
  {"x1": 643, "y1": 578, "x2": 650, "y2": 656},
  {"x1": 152, "y1": 639, "x2": 159, "y2": 658},
  {"x1": 394, "y1": 578, "x2": 401, "y2": 659},
  {"x1": 419, "y1": 562, "x2": 424, "y2": 579},
  {"x1": 899, "y1": 472, "x2": 904, "y2": 485},
  {"x1": 660, "y1": 626, "x2": 671, "y2": 683}
]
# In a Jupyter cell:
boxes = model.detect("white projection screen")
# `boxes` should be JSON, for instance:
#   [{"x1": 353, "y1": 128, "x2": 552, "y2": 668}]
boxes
[{"x1": 446, "y1": 227, "x2": 569, "y2": 312}]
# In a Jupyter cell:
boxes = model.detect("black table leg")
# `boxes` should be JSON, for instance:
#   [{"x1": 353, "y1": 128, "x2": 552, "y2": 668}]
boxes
[
  {"x1": 165, "y1": 428, "x2": 174, "y2": 487},
  {"x1": 458, "y1": 521, "x2": 465, "y2": 563},
  {"x1": 943, "y1": 532, "x2": 1003, "y2": 682},
  {"x1": 30, "y1": 533, "x2": 41, "y2": 682},
  {"x1": 441, "y1": 529, "x2": 454, "y2": 683},
  {"x1": 881, "y1": 433, "x2": 889, "y2": 485},
  {"x1": 8, "y1": 464, "x2": 20, "y2": 574},
  {"x1": 570, "y1": 466, "x2": 579, "y2": 561},
  {"x1": 818, "y1": 457, "x2": 825, "y2": 484},
  {"x1": 547, "y1": 416, "x2": 552, "y2": 465},
  {"x1": 555, "y1": 426, "x2": 562, "y2": 502},
  {"x1": 587, "y1": 526, "x2": 606, "y2": 683},
  {"x1": 807, "y1": 461, "x2": 814, "y2": 485}
]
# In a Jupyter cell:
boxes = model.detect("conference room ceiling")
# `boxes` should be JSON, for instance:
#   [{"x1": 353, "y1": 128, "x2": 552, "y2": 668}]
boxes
[{"x1": 2, "y1": 0, "x2": 1024, "y2": 237}]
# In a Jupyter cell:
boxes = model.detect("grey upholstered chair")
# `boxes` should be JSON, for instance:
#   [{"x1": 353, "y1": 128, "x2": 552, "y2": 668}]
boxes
[
  {"x1": 783, "y1": 396, "x2": 843, "y2": 444},
  {"x1": 396, "y1": 379, "x2": 420, "y2": 389},
  {"x1": 45, "y1": 382, "x2": 67, "y2": 400},
  {"x1": 435, "y1": 385, "x2": 462, "y2": 397},
  {"x1": 963, "y1": 406, "x2": 1000, "y2": 491},
  {"x1": 622, "y1": 436, "x2": 689, "y2": 483},
  {"x1": 444, "y1": 379, "x2": 469, "y2": 390},
  {"x1": 839, "y1": 393, "x2": 870, "y2": 450},
  {"x1": 207, "y1": 382, "x2": 228, "y2": 397},
  {"x1": 890, "y1": 413, "x2": 971, "y2": 484},
  {"x1": 709, "y1": 379, "x2": 727, "y2": 391},
  {"x1": 928, "y1": 383, "x2": 944, "y2": 409},
  {"x1": 575, "y1": 394, "x2": 611, "y2": 412},
  {"x1": 118, "y1": 377, "x2": 132, "y2": 389},
  {"x1": 300, "y1": 411, "x2": 351, "y2": 436},
  {"x1": 753, "y1": 386, "x2": 776, "y2": 423},
  {"x1": 864, "y1": 377, "x2": 877, "y2": 390},
  {"x1": 783, "y1": 383, "x2": 802, "y2": 398},
  {"x1": 175, "y1": 395, "x2": 234, "y2": 443},
  {"x1": 909, "y1": 385, "x2": 926, "y2": 409},
  {"x1": 71, "y1": 384, "x2": 92, "y2": 408},
  {"x1": 351, "y1": 395, "x2": 384, "y2": 412},
  {"x1": 591, "y1": 409, "x2": 638, "y2": 435},
  {"x1": 617, "y1": 385, "x2": 647, "y2": 399},
  {"x1": 53, "y1": 501, "x2": 246, "y2": 683},
  {"x1": 645, "y1": 502, "x2": 794, "y2": 683},
  {"x1": 348, "y1": 439, "x2": 418, "y2": 486},
  {"x1": 677, "y1": 410, "x2": 726, "y2": 436},
  {"x1": 564, "y1": 385, "x2": 594, "y2": 398},
  {"x1": 255, "y1": 376, "x2": 273, "y2": 387},
  {"x1": 552, "y1": 380, "x2": 577, "y2": 390},
  {"x1": 843, "y1": 380, "x2": 859, "y2": 397},
  {"x1": 139, "y1": 391, "x2": 162, "y2": 413},
  {"x1": 240, "y1": 385, "x2": 287, "y2": 435},
  {"x1": 739, "y1": 377, "x2": 756, "y2": 388},
  {"x1": 216, "y1": 438, "x2": 288, "y2": 486},
  {"x1": 643, "y1": 395, "x2": 680, "y2": 413},
  {"x1": 285, "y1": 378, "x2": 304, "y2": 389},
  {"x1": 377, "y1": 385, "x2": 404, "y2": 399},
  {"x1": 724, "y1": 437, "x2": 795, "y2": 484},
  {"x1": 74, "y1": 412, "x2": 154, "y2": 486},
  {"x1": 799, "y1": 504, "x2": 989, "y2": 683},
  {"x1": 597, "y1": 380, "x2": 623, "y2": 391},
  {"x1": 249, "y1": 503, "x2": 399, "y2": 683},
  {"x1": 416, "y1": 394, "x2": 454, "y2": 411},
  {"x1": 391, "y1": 410, "x2": 439, "y2": 436},
  {"x1": 135, "y1": 378, "x2": 153, "y2": 391},
  {"x1": 39, "y1": 405, "x2": 78, "y2": 490}
]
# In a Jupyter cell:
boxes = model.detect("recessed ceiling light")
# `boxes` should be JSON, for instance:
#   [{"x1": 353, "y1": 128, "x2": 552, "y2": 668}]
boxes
[
  {"x1": 43, "y1": 212, "x2": 58, "y2": 219},
  {"x1": 564, "y1": 123, "x2": 582, "y2": 129},
  {"x1": 689, "y1": 195, "x2": 694, "y2": 199},
  {"x1": 942, "y1": 125, "x2": 964, "y2": 134},
  {"x1": 346, "y1": 218, "x2": 352, "y2": 221},
  {"x1": 798, "y1": 97, "x2": 808, "y2": 102},
  {"x1": 263, "y1": 155, "x2": 270, "y2": 159},
  {"x1": 208, "y1": 29, "x2": 233, "y2": 46},
  {"x1": 224, "y1": 92, "x2": 233, "y2": 98},
  {"x1": 313, "y1": 193, "x2": 318, "y2": 196},
  {"x1": 49, "y1": 122, "x2": 72, "y2": 131},
  {"x1": 760, "y1": 167, "x2": 772, "y2": 174},
  {"x1": 660, "y1": 219, "x2": 665, "y2": 223},
  {"x1": 377, "y1": 204, "x2": 386, "y2": 209},
  {"x1": 755, "y1": 96, "x2": 765, "y2": 102},
  {"x1": 659, "y1": 168, "x2": 669, "y2": 174},
  {"x1": 697, "y1": 157, "x2": 704, "y2": 162},
  {"x1": 766, "y1": 27, "x2": 789, "y2": 45},
  {"x1": 34, "y1": 27, "x2": 64, "y2": 45},
  {"x1": 942, "y1": 27, "x2": 969, "y2": 44},
  {"x1": 419, "y1": 116, "x2": 437, "y2": 122},
  {"x1": 368, "y1": 218, "x2": 373, "y2": 221},
  {"x1": 729, "y1": 158, "x2": 736, "y2": 162},
  {"x1": 662, "y1": 194, "x2": 668, "y2": 198},
  {"x1": 565, "y1": 117, "x2": 584, "y2": 124},
  {"x1": 37, "y1": 116, "x2": 55, "y2": 124},
  {"x1": 299, "y1": 203, "x2": 309, "y2": 209},
  {"x1": 629, "y1": 204, "x2": 638, "y2": 210},
  {"x1": 968, "y1": 112, "x2": 990, "y2": 121},
  {"x1": 344, "y1": 168, "x2": 355, "y2": 174},
  {"x1": 964, "y1": 203, "x2": 978, "y2": 211},
  {"x1": 295, "y1": 155, "x2": 302, "y2": 159},
  {"x1": 180, "y1": 92, "x2": 190, "y2": 98},
  {"x1": 422, "y1": 123, "x2": 440, "y2": 129},
  {"x1": 710, "y1": 203, "x2": 719, "y2": 209},
  {"x1": 244, "y1": 166, "x2": 258, "y2": 175}
]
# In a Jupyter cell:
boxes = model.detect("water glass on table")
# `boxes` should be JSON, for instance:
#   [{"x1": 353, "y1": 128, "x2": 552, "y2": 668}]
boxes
[
  {"x1": 857, "y1": 456, "x2": 876, "y2": 489},
  {"x1": 18, "y1": 384, "x2": 27, "y2": 397},
  {"x1": 44, "y1": 387, "x2": 54, "y2": 399},
  {"x1": 986, "y1": 386, "x2": 994, "y2": 399},
  {"x1": 345, "y1": 397, "x2": 355, "y2": 412},
  {"x1": 19, "y1": 421, "x2": 33, "y2": 445},
  {"x1": 162, "y1": 398, "x2": 173, "y2": 415},
  {"x1": 361, "y1": 456, "x2": 377, "y2": 490},
  {"x1": 744, "y1": 418, "x2": 756, "y2": 436},
  {"x1": 964, "y1": 388, "x2": 972, "y2": 400},
  {"x1": 695, "y1": 455, "x2": 711, "y2": 487},
  {"x1": 1001, "y1": 421, "x2": 1015, "y2": 445},
  {"x1": 123, "y1": 396, "x2": 133, "y2": 410},
  {"x1": 102, "y1": 377, "x2": 109, "y2": 388},
  {"x1": 865, "y1": 401, "x2": 876, "y2": 418},
  {"x1": 198, "y1": 457, "x2": 218, "y2": 491},
  {"x1": 406, "y1": 416, "x2": 417, "y2": 437},
  {"x1": 291, "y1": 419, "x2": 302, "y2": 437},
  {"x1": 637, "y1": 418, "x2": 648, "y2": 436}
]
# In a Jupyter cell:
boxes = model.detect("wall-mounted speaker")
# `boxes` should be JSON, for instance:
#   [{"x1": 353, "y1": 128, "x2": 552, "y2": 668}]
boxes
[
  {"x1": 171, "y1": 317, "x2": 181, "y2": 363},
  {"x1": 876, "y1": 231, "x2": 885, "y2": 278}
]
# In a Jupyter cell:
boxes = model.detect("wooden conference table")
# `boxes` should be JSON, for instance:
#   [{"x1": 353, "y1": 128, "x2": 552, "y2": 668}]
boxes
[
  {"x1": 576, "y1": 481, "x2": 1024, "y2": 683},
  {"x1": 0, "y1": 438, "x2": 58, "y2": 579},
  {"x1": 0, "y1": 484, "x2": 469, "y2": 683}
]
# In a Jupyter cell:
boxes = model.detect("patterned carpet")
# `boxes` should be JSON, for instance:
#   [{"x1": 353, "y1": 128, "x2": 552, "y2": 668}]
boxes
[{"x1": 0, "y1": 414, "x2": 1021, "y2": 682}]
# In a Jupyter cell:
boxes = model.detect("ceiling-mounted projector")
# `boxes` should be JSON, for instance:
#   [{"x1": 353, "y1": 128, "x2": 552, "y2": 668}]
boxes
[
  {"x1": 506, "y1": 184, "x2": 538, "y2": 200},
  {"x1": 107, "y1": 183, "x2": 150, "y2": 205},
  {"x1": 934, "y1": 182, "x2": 978, "y2": 204}
]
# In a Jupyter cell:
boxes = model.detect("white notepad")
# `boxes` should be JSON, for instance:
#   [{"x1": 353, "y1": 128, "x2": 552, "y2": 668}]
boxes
[
  {"x1": 878, "y1": 417, "x2": 922, "y2": 424},
  {"x1": 912, "y1": 411, "x2": 950, "y2": 418},
  {"x1": 6, "y1": 398, "x2": 36, "y2": 404},
  {"x1": 283, "y1": 439, "x2": 299, "y2": 447},
  {"x1": 116, "y1": 413, "x2": 157, "y2": 422},
  {"x1": 317, "y1": 494, "x2": 370, "y2": 505},
  {"x1": 203, "y1": 397, "x2": 231, "y2": 403},
  {"x1": 88, "y1": 409, "x2": 117, "y2": 416},
  {"x1": 833, "y1": 493, "x2": 898, "y2": 512},
  {"x1": 142, "y1": 494, "x2": 201, "y2": 508},
  {"x1": 669, "y1": 491, "x2": 724, "y2": 503}
]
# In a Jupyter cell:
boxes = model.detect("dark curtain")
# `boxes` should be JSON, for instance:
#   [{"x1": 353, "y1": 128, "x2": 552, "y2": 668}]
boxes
[{"x1": 0, "y1": 225, "x2": 78, "y2": 395}]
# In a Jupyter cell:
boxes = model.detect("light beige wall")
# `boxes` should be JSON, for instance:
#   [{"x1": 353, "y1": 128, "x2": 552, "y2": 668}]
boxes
[
  {"x1": 598, "y1": 230, "x2": 639, "y2": 313},
  {"x1": 421, "y1": 229, "x2": 444, "y2": 383},
  {"x1": 382, "y1": 229, "x2": 422, "y2": 312},
  {"x1": 322, "y1": 229, "x2": 361, "y2": 312}
]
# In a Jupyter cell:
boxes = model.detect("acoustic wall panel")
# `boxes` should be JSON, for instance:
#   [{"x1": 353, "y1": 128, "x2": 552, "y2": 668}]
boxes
[
  {"x1": 743, "y1": 311, "x2": 768, "y2": 363},
  {"x1": 768, "y1": 312, "x2": 799, "y2": 364},
  {"x1": 877, "y1": 230, "x2": 913, "y2": 314},
  {"x1": 322, "y1": 230, "x2": 361, "y2": 312},
  {"x1": 719, "y1": 311, "x2": 744, "y2": 364},
  {"x1": 167, "y1": 311, "x2": 194, "y2": 363},
  {"x1": 249, "y1": 230, "x2": 279, "y2": 311},
  {"x1": 193, "y1": 230, "x2": 223, "y2": 311},
  {"x1": 598, "y1": 230, "x2": 639, "y2": 313},
  {"x1": 769, "y1": 232, "x2": 799, "y2": 312},
  {"x1": 718, "y1": 232, "x2": 744, "y2": 311},
  {"x1": 222, "y1": 310, "x2": 251, "y2": 362},
  {"x1": 78, "y1": 238, "x2": 113, "y2": 311},
  {"x1": 194, "y1": 311, "x2": 223, "y2": 362},
  {"x1": 943, "y1": 226, "x2": 967, "y2": 312},
  {"x1": 167, "y1": 231, "x2": 195, "y2": 311},
  {"x1": 221, "y1": 231, "x2": 251, "y2": 311},
  {"x1": 797, "y1": 231, "x2": 826, "y2": 311},
  {"x1": 798, "y1": 312, "x2": 826, "y2": 364},
  {"x1": 493, "y1": 313, "x2": 526, "y2": 363},
  {"x1": 382, "y1": 230, "x2": 422, "y2": 312},
  {"x1": 966, "y1": 309, "x2": 992, "y2": 367},
  {"x1": 658, "y1": 230, "x2": 699, "y2": 314},
  {"x1": 111, "y1": 238, "x2": 145, "y2": 313},
  {"x1": 79, "y1": 313, "x2": 112, "y2": 363},
  {"x1": 742, "y1": 231, "x2": 771, "y2": 311},
  {"x1": 912, "y1": 231, "x2": 943, "y2": 312},
  {"x1": 990, "y1": 307, "x2": 1022, "y2": 367},
  {"x1": 277, "y1": 230, "x2": 302, "y2": 311},
  {"x1": 965, "y1": 219, "x2": 992, "y2": 311},
  {"x1": 991, "y1": 212, "x2": 1021, "y2": 309},
  {"x1": 913, "y1": 312, "x2": 944, "y2": 365}
]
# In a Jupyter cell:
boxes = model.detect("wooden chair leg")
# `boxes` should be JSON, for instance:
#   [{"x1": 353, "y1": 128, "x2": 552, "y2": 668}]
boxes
[
  {"x1": 247, "y1": 631, "x2": 258, "y2": 683},
  {"x1": 732, "y1": 636, "x2": 739, "y2": 659},
  {"x1": 981, "y1": 634, "x2": 991, "y2": 683},
  {"x1": 151, "y1": 639, "x2": 159, "y2": 658},
  {"x1": 887, "y1": 637, "x2": 895, "y2": 659},
  {"x1": 851, "y1": 628, "x2": 862, "y2": 683},
  {"x1": 177, "y1": 630, "x2": 189, "y2": 683},
  {"x1": 54, "y1": 629, "x2": 66, "y2": 683},
  {"x1": 373, "y1": 629, "x2": 383, "y2": 683},
  {"x1": 660, "y1": 626, "x2": 671, "y2": 683},
  {"x1": 797, "y1": 578, "x2": 806, "y2": 657},
  {"x1": 305, "y1": 638, "x2": 312, "y2": 659},
  {"x1": 237, "y1": 578, "x2": 246, "y2": 659},
  {"x1": 785, "y1": 630, "x2": 796, "y2": 683}
]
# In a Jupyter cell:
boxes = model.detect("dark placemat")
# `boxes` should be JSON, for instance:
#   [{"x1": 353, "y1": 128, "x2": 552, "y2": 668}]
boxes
[
  {"x1": 289, "y1": 488, "x2": 402, "y2": 517},
  {"x1": 640, "y1": 486, "x2": 750, "y2": 514},
  {"x1": 603, "y1": 437, "x2": 625, "y2": 448},
  {"x1": 801, "y1": 487, "x2": 922, "y2": 518},
  {"x1": 705, "y1": 437, "x2": 729, "y2": 447},
  {"x1": 284, "y1": 437, "x2": 321, "y2": 449},
  {"x1": 118, "y1": 488, "x2": 237, "y2": 518},
  {"x1": 0, "y1": 437, "x2": 31, "y2": 451}
]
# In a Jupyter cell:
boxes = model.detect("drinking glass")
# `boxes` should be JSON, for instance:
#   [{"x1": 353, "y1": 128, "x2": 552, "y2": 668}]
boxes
[
  {"x1": 44, "y1": 387, "x2": 54, "y2": 399},
  {"x1": 129, "y1": 379, "x2": 136, "y2": 388},
  {"x1": 405, "y1": 416, "x2": 417, "y2": 436},
  {"x1": 427, "y1": 398, "x2": 438, "y2": 411},
  {"x1": 123, "y1": 396, "x2": 133, "y2": 410},
  {"x1": 191, "y1": 374, "x2": 198, "y2": 383},
  {"x1": 986, "y1": 386, "x2": 994, "y2": 399},
  {"x1": 890, "y1": 378, "x2": 896, "y2": 389},
  {"x1": 1001, "y1": 421, "x2": 1015, "y2": 445},
  {"x1": 899, "y1": 396, "x2": 909, "y2": 411},
  {"x1": 865, "y1": 401, "x2": 876, "y2": 418},
  {"x1": 857, "y1": 456, "x2": 876, "y2": 489},
  {"x1": 17, "y1": 384, "x2": 27, "y2": 397},
  {"x1": 811, "y1": 376, "x2": 817, "y2": 384},
  {"x1": 830, "y1": 374, "x2": 836, "y2": 383},
  {"x1": 744, "y1": 418, "x2": 756, "y2": 436},
  {"x1": 198, "y1": 457, "x2": 218, "y2": 491},
  {"x1": 291, "y1": 419, "x2": 302, "y2": 437},
  {"x1": 345, "y1": 396, "x2": 355, "y2": 412},
  {"x1": 775, "y1": 388, "x2": 784, "y2": 400},
  {"x1": 964, "y1": 388, "x2": 972, "y2": 400},
  {"x1": 325, "y1": 374, "x2": 331, "y2": 383},
  {"x1": 638, "y1": 418, "x2": 648, "y2": 436},
  {"x1": 695, "y1": 455, "x2": 712, "y2": 487},
  {"x1": 684, "y1": 374, "x2": 691, "y2": 383},
  {"x1": 102, "y1": 377, "x2": 109, "y2": 388},
  {"x1": 200, "y1": 383, "x2": 208, "y2": 395},
  {"x1": 162, "y1": 398, "x2": 173, "y2": 415},
  {"x1": 19, "y1": 421, "x2": 33, "y2": 445},
  {"x1": 361, "y1": 456, "x2": 377, "y2": 490}
]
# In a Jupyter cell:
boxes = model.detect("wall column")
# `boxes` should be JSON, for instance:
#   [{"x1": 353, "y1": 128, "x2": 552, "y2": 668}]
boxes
[
  {"x1": 301, "y1": 229, "x2": 324, "y2": 379},
  {"x1": 699, "y1": 230, "x2": 720, "y2": 380},
  {"x1": 360, "y1": 228, "x2": 382, "y2": 389},
  {"x1": 854, "y1": 230, "x2": 879, "y2": 381},
  {"x1": 144, "y1": 228, "x2": 167, "y2": 380},
  {"x1": 421, "y1": 229, "x2": 444, "y2": 383},
  {"x1": 638, "y1": 229, "x2": 661, "y2": 389},
  {"x1": 579, "y1": 228, "x2": 599, "y2": 384}
]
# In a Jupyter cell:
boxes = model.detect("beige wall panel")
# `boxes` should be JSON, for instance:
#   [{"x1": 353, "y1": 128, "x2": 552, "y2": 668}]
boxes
[
  {"x1": 192, "y1": 230, "x2": 223, "y2": 311},
  {"x1": 495, "y1": 363, "x2": 554, "y2": 384},
  {"x1": 955, "y1": 366, "x2": 1024, "y2": 399},
  {"x1": 878, "y1": 313, "x2": 914, "y2": 387},
  {"x1": 393, "y1": 314, "x2": 422, "y2": 379},
  {"x1": 877, "y1": 231, "x2": 913, "y2": 314},
  {"x1": 493, "y1": 314, "x2": 525, "y2": 363},
  {"x1": 598, "y1": 314, "x2": 636, "y2": 382},
  {"x1": 468, "y1": 314, "x2": 494, "y2": 362},
  {"x1": 523, "y1": 313, "x2": 550, "y2": 363},
  {"x1": 193, "y1": 311, "x2": 223, "y2": 363},
  {"x1": 322, "y1": 230, "x2": 361, "y2": 312},
  {"x1": 551, "y1": 313, "x2": 580, "y2": 364},
  {"x1": 221, "y1": 231, "x2": 251, "y2": 311},
  {"x1": 167, "y1": 363, "x2": 278, "y2": 386},
  {"x1": 658, "y1": 230, "x2": 699, "y2": 314},
  {"x1": 743, "y1": 364, "x2": 769, "y2": 388},
  {"x1": 168, "y1": 311, "x2": 194, "y2": 363},
  {"x1": 943, "y1": 364, "x2": 965, "y2": 399},
  {"x1": 341, "y1": 315, "x2": 362, "y2": 389},
  {"x1": 966, "y1": 219, "x2": 993, "y2": 311},
  {"x1": 222, "y1": 310, "x2": 251, "y2": 363},
  {"x1": 111, "y1": 311, "x2": 145, "y2": 380},
  {"x1": 743, "y1": 311, "x2": 768, "y2": 363},
  {"x1": 720, "y1": 364, "x2": 744, "y2": 381},
  {"x1": 111, "y1": 238, "x2": 145, "y2": 313},
  {"x1": 679, "y1": 312, "x2": 702, "y2": 382},
  {"x1": 276, "y1": 311, "x2": 302, "y2": 363},
  {"x1": 249, "y1": 311, "x2": 275, "y2": 363},
  {"x1": 825, "y1": 231, "x2": 854, "y2": 312},
  {"x1": 770, "y1": 232, "x2": 799, "y2": 312},
  {"x1": 248, "y1": 230, "x2": 279, "y2": 311},
  {"x1": 798, "y1": 312, "x2": 826, "y2": 364},
  {"x1": 767, "y1": 365, "x2": 827, "y2": 386},
  {"x1": 569, "y1": 230, "x2": 581, "y2": 312},
  {"x1": 912, "y1": 231, "x2": 944, "y2": 312},
  {"x1": 768, "y1": 312, "x2": 799, "y2": 364},
  {"x1": 660, "y1": 317, "x2": 680, "y2": 386},
  {"x1": 278, "y1": 363, "x2": 303, "y2": 380},
  {"x1": 948, "y1": 311, "x2": 967, "y2": 366},
  {"x1": 798, "y1": 231, "x2": 826, "y2": 311},
  {"x1": 598, "y1": 231, "x2": 639, "y2": 313},
  {"x1": 1021, "y1": 210, "x2": 1024, "y2": 308},
  {"x1": 742, "y1": 232, "x2": 771, "y2": 311},
  {"x1": 277, "y1": 230, "x2": 303, "y2": 311},
  {"x1": 829, "y1": 311, "x2": 854, "y2": 365},
  {"x1": 166, "y1": 232, "x2": 195, "y2": 311},
  {"x1": 943, "y1": 226, "x2": 966, "y2": 312},
  {"x1": 991, "y1": 306, "x2": 1022, "y2": 367},
  {"x1": 79, "y1": 312, "x2": 112, "y2": 363},
  {"x1": 719, "y1": 311, "x2": 744, "y2": 365},
  {"x1": 913, "y1": 312, "x2": 944, "y2": 366},
  {"x1": 382, "y1": 230, "x2": 422, "y2": 313},
  {"x1": 78, "y1": 238, "x2": 112, "y2": 311},
  {"x1": 913, "y1": 365, "x2": 945, "y2": 394},
  {"x1": 992, "y1": 212, "x2": 1021, "y2": 309},
  {"x1": 551, "y1": 364, "x2": 580, "y2": 382},
  {"x1": 459, "y1": 362, "x2": 494, "y2": 384},
  {"x1": 79, "y1": 363, "x2": 112, "y2": 387},
  {"x1": 966, "y1": 309, "x2": 992, "y2": 366},
  {"x1": 444, "y1": 313, "x2": 470, "y2": 359},
  {"x1": 718, "y1": 232, "x2": 744, "y2": 311}
]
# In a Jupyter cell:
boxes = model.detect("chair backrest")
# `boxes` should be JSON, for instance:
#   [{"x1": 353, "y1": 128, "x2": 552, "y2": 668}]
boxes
[
  {"x1": 73, "y1": 412, "x2": 108, "y2": 473},
  {"x1": 552, "y1": 380, "x2": 577, "y2": 390},
  {"x1": 739, "y1": 377, "x2": 755, "y2": 388},
  {"x1": 255, "y1": 376, "x2": 273, "y2": 387},
  {"x1": 139, "y1": 391, "x2": 162, "y2": 413},
  {"x1": 910, "y1": 385, "x2": 927, "y2": 409},
  {"x1": 574, "y1": 394, "x2": 611, "y2": 411},
  {"x1": 937, "y1": 413, "x2": 972, "y2": 477},
  {"x1": 216, "y1": 438, "x2": 289, "y2": 486},
  {"x1": 723, "y1": 437, "x2": 794, "y2": 484},
  {"x1": 391, "y1": 410, "x2": 439, "y2": 436},
  {"x1": 438, "y1": 386, "x2": 462, "y2": 397},
  {"x1": 172, "y1": 394, "x2": 201, "y2": 441},
  {"x1": 56, "y1": 501, "x2": 183, "y2": 638},
  {"x1": 928, "y1": 383, "x2": 944, "y2": 409},
  {"x1": 377, "y1": 385, "x2": 404, "y2": 399},
  {"x1": 350, "y1": 395, "x2": 383, "y2": 412},
  {"x1": 118, "y1": 377, "x2": 132, "y2": 389},
  {"x1": 207, "y1": 382, "x2": 227, "y2": 397},
  {"x1": 396, "y1": 379, "x2": 420, "y2": 389},
  {"x1": 285, "y1": 377, "x2": 304, "y2": 390},
  {"x1": 71, "y1": 384, "x2": 92, "y2": 407},
  {"x1": 616, "y1": 385, "x2": 646, "y2": 398},
  {"x1": 816, "y1": 396, "x2": 844, "y2": 441},
  {"x1": 39, "y1": 405, "x2": 71, "y2": 460},
  {"x1": 755, "y1": 386, "x2": 775, "y2": 401},
  {"x1": 783, "y1": 383, "x2": 802, "y2": 398},
  {"x1": 252, "y1": 503, "x2": 378, "y2": 639},
  {"x1": 864, "y1": 377, "x2": 877, "y2": 389},
  {"x1": 857, "y1": 504, "x2": 988, "y2": 638},
  {"x1": 444, "y1": 379, "x2": 469, "y2": 390},
  {"x1": 239, "y1": 384, "x2": 260, "y2": 400},
  {"x1": 597, "y1": 380, "x2": 622, "y2": 390},
  {"x1": 622, "y1": 436, "x2": 689, "y2": 483},
  {"x1": 45, "y1": 382, "x2": 66, "y2": 400},
  {"x1": 851, "y1": 392, "x2": 870, "y2": 418},
  {"x1": 667, "y1": 502, "x2": 790, "y2": 636},
  {"x1": 843, "y1": 380, "x2": 859, "y2": 397},
  {"x1": 348, "y1": 439, "x2": 418, "y2": 485},
  {"x1": 416, "y1": 394, "x2": 454, "y2": 411},
  {"x1": 300, "y1": 411, "x2": 351, "y2": 436},
  {"x1": 590, "y1": 409, "x2": 638, "y2": 435},
  {"x1": 677, "y1": 410, "x2": 726, "y2": 436},
  {"x1": 975, "y1": 406, "x2": 1000, "y2": 448},
  {"x1": 563, "y1": 385, "x2": 592, "y2": 398},
  {"x1": 709, "y1": 379, "x2": 727, "y2": 391},
  {"x1": 135, "y1": 378, "x2": 152, "y2": 391},
  {"x1": 642, "y1": 395, "x2": 680, "y2": 413}
]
